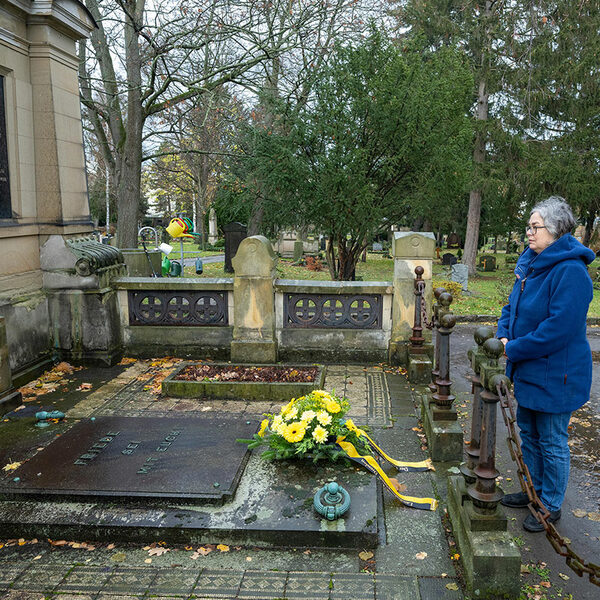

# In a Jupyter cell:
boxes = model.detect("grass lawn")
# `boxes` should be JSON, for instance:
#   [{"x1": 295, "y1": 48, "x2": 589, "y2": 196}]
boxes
[{"x1": 180, "y1": 250, "x2": 600, "y2": 318}]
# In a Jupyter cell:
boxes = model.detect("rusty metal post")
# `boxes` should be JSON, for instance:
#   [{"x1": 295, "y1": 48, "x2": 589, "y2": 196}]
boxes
[
  {"x1": 460, "y1": 326, "x2": 494, "y2": 484},
  {"x1": 409, "y1": 266, "x2": 426, "y2": 354},
  {"x1": 431, "y1": 303, "x2": 456, "y2": 420},
  {"x1": 467, "y1": 339, "x2": 507, "y2": 514},
  {"x1": 428, "y1": 287, "x2": 447, "y2": 395}
]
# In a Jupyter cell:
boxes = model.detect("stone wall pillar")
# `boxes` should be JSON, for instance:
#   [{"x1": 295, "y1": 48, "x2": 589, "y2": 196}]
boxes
[
  {"x1": 389, "y1": 232, "x2": 435, "y2": 365},
  {"x1": 230, "y1": 236, "x2": 278, "y2": 363},
  {"x1": 0, "y1": 316, "x2": 22, "y2": 414}
]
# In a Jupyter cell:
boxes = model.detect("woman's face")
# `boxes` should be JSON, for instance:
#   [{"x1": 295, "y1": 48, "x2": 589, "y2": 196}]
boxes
[{"x1": 527, "y1": 211, "x2": 556, "y2": 254}]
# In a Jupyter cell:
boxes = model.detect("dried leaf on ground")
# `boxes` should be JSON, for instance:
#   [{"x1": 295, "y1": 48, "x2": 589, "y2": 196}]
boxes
[
  {"x1": 446, "y1": 582, "x2": 459, "y2": 591},
  {"x1": 572, "y1": 509, "x2": 588, "y2": 518},
  {"x1": 118, "y1": 357, "x2": 137, "y2": 365},
  {"x1": 198, "y1": 547, "x2": 212, "y2": 556},
  {"x1": 558, "y1": 573, "x2": 570, "y2": 580},
  {"x1": 587, "y1": 512, "x2": 600, "y2": 521},
  {"x1": 216, "y1": 544, "x2": 230, "y2": 552},
  {"x1": 388, "y1": 478, "x2": 407, "y2": 493},
  {"x1": 540, "y1": 581, "x2": 551, "y2": 588},
  {"x1": 77, "y1": 383, "x2": 93, "y2": 391},
  {"x1": 148, "y1": 546, "x2": 169, "y2": 556},
  {"x1": 359, "y1": 551, "x2": 373, "y2": 561},
  {"x1": 415, "y1": 552, "x2": 427, "y2": 560}
]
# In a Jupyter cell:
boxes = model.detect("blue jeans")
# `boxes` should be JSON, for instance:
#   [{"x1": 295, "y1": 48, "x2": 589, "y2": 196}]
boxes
[{"x1": 516, "y1": 406, "x2": 571, "y2": 512}]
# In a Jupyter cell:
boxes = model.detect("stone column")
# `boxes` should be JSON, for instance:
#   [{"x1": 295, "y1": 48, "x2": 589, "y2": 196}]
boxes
[
  {"x1": 389, "y1": 232, "x2": 435, "y2": 366},
  {"x1": 230, "y1": 236, "x2": 278, "y2": 363},
  {"x1": 208, "y1": 207, "x2": 218, "y2": 245},
  {"x1": 0, "y1": 317, "x2": 22, "y2": 414}
]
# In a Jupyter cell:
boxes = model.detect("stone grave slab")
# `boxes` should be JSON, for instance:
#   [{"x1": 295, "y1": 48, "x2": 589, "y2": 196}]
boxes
[{"x1": 0, "y1": 416, "x2": 256, "y2": 504}]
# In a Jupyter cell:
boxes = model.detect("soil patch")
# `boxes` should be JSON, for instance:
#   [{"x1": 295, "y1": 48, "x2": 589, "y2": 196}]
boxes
[{"x1": 175, "y1": 364, "x2": 320, "y2": 383}]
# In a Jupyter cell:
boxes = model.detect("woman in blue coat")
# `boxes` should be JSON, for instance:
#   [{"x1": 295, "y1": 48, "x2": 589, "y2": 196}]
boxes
[{"x1": 496, "y1": 196, "x2": 595, "y2": 532}]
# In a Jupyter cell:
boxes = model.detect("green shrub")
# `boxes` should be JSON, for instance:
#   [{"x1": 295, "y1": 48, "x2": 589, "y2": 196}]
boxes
[{"x1": 432, "y1": 279, "x2": 462, "y2": 299}]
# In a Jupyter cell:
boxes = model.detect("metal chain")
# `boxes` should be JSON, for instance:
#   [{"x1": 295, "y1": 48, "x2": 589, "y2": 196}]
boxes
[
  {"x1": 496, "y1": 380, "x2": 600, "y2": 586},
  {"x1": 417, "y1": 281, "x2": 435, "y2": 330}
]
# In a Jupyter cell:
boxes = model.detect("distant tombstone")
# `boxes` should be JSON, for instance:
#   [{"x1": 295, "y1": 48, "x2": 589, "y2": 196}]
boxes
[
  {"x1": 446, "y1": 232, "x2": 461, "y2": 249},
  {"x1": 442, "y1": 253, "x2": 458, "y2": 266},
  {"x1": 320, "y1": 237, "x2": 327, "y2": 251},
  {"x1": 478, "y1": 255, "x2": 496, "y2": 271},
  {"x1": 451, "y1": 263, "x2": 469, "y2": 291},
  {"x1": 223, "y1": 222, "x2": 247, "y2": 273},
  {"x1": 372, "y1": 242, "x2": 383, "y2": 252}
]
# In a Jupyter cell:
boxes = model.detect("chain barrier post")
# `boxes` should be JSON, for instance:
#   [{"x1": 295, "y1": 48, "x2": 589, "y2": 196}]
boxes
[
  {"x1": 409, "y1": 266, "x2": 426, "y2": 354},
  {"x1": 431, "y1": 294, "x2": 456, "y2": 420},
  {"x1": 428, "y1": 287, "x2": 447, "y2": 396},
  {"x1": 460, "y1": 326, "x2": 494, "y2": 485},
  {"x1": 446, "y1": 337, "x2": 521, "y2": 598}
]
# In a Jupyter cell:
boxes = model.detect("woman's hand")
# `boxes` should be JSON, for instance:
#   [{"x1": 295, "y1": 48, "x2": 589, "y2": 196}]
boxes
[{"x1": 500, "y1": 337, "x2": 508, "y2": 357}]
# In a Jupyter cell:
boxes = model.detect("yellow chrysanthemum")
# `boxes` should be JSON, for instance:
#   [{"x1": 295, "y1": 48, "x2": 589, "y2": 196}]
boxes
[
  {"x1": 258, "y1": 419, "x2": 269, "y2": 438},
  {"x1": 272, "y1": 415, "x2": 285, "y2": 435},
  {"x1": 301, "y1": 410, "x2": 317, "y2": 423},
  {"x1": 312, "y1": 425, "x2": 328, "y2": 444},
  {"x1": 316, "y1": 410, "x2": 332, "y2": 426},
  {"x1": 281, "y1": 399, "x2": 295, "y2": 415},
  {"x1": 283, "y1": 421, "x2": 306, "y2": 443},
  {"x1": 284, "y1": 407, "x2": 298, "y2": 421},
  {"x1": 325, "y1": 400, "x2": 341, "y2": 414},
  {"x1": 344, "y1": 418, "x2": 361, "y2": 437}
]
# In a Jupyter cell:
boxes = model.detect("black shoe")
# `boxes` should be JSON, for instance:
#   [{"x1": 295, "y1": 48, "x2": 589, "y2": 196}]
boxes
[
  {"x1": 500, "y1": 491, "x2": 530, "y2": 508},
  {"x1": 523, "y1": 508, "x2": 561, "y2": 533}
]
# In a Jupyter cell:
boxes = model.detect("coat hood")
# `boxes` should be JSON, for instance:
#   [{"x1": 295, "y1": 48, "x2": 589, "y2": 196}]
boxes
[{"x1": 516, "y1": 234, "x2": 596, "y2": 276}]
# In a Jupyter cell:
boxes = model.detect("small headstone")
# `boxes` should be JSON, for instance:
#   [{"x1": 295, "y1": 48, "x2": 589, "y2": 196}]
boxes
[
  {"x1": 446, "y1": 232, "x2": 460, "y2": 248},
  {"x1": 478, "y1": 255, "x2": 496, "y2": 271},
  {"x1": 223, "y1": 222, "x2": 247, "y2": 273},
  {"x1": 451, "y1": 263, "x2": 469, "y2": 291},
  {"x1": 442, "y1": 253, "x2": 458, "y2": 266},
  {"x1": 372, "y1": 242, "x2": 383, "y2": 252}
]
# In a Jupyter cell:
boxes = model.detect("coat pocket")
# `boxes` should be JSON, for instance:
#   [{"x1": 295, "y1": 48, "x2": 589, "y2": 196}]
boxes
[{"x1": 514, "y1": 357, "x2": 548, "y2": 388}]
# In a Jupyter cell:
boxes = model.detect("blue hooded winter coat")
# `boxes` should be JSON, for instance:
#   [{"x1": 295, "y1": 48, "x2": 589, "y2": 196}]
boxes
[{"x1": 496, "y1": 234, "x2": 595, "y2": 414}]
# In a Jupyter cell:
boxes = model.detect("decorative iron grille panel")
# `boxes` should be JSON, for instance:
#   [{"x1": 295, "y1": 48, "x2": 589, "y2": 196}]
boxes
[
  {"x1": 128, "y1": 290, "x2": 228, "y2": 326},
  {"x1": 284, "y1": 293, "x2": 382, "y2": 329}
]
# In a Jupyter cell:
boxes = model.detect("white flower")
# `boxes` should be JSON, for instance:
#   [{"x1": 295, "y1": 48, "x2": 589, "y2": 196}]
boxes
[
  {"x1": 317, "y1": 410, "x2": 332, "y2": 426},
  {"x1": 312, "y1": 425, "x2": 328, "y2": 444},
  {"x1": 301, "y1": 410, "x2": 317, "y2": 423},
  {"x1": 284, "y1": 407, "x2": 298, "y2": 421}
]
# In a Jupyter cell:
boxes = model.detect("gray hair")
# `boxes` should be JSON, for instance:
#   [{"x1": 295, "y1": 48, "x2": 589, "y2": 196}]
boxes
[{"x1": 530, "y1": 196, "x2": 576, "y2": 238}]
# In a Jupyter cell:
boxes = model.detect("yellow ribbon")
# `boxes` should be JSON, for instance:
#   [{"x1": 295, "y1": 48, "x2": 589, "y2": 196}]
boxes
[
  {"x1": 336, "y1": 437, "x2": 438, "y2": 511},
  {"x1": 344, "y1": 420, "x2": 434, "y2": 473}
]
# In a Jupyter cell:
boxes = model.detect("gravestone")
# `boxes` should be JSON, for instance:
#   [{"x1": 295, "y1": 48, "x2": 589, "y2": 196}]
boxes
[
  {"x1": 442, "y1": 253, "x2": 458, "y2": 266},
  {"x1": 451, "y1": 263, "x2": 469, "y2": 291},
  {"x1": 446, "y1": 232, "x2": 460, "y2": 248},
  {"x1": 223, "y1": 222, "x2": 247, "y2": 273},
  {"x1": 478, "y1": 255, "x2": 496, "y2": 271},
  {"x1": 372, "y1": 242, "x2": 383, "y2": 252},
  {"x1": 1, "y1": 416, "x2": 256, "y2": 504}
]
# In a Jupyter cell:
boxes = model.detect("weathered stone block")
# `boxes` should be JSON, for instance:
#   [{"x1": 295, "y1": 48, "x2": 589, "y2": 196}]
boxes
[
  {"x1": 231, "y1": 339, "x2": 277, "y2": 364},
  {"x1": 392, "y1": 232, "x2": 436, "y2": 259},
  {"x1": 420, "y1": 395, "x2": 463, "y2": 462},
  {"x1": 447, "y1": 476, "x2": 521, "y2": 598},
  {"x1": 408, "y1": 353, "x2": 432, "y2": 384}
]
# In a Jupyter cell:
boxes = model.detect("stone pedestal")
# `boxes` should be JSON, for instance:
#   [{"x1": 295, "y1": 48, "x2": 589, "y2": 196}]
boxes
[
  {"x1": 293, "y1": 240, "x2": 304, "y2": 262},
  {"x1": 408, "y1": 355, "x2": 432, "y2": 384},
  {"x1": 447, "y1": 476, "x2": 520, "y2": 598},
  {"x1": 231, "y1": 236, "x2": 278, "y2": 363},
  {"x1": 420, "y1": 395, "x2": 463, "y2": 462},
  {"x1": 0, "y1": 317, "x2": 22, "y2": 415},
  {"x1": 389, "y1": 232, "x2": 435, "y2": 366}
]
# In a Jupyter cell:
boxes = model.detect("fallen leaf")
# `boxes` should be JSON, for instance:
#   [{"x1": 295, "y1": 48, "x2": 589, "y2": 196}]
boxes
[
  {"x1": 14, "y1": 405, "x2": 25, "y2": 412},
  {"x1": 572, "y1": 509, "x2": 587, "y2": 518},
  {"x1": 359, "y1": 551, "x2": 374, "y2": 561},
  {"x1": 2, "y1": 462, "x2": 22, "y2": 472},
  {"x1": 148, "y1": 547, "x2": 169, "y2": 556},
  {"x1": 144, "y1": 558, "x2": 152, "y2": 564},
  {"x1": 107, "y1": 543, "x2": 115, "y2": 550},
  {"x1": 521, "y1": 564, "x2": 531, "y2": 573},
  {"x1": 118, "y1": 357, "x2": 137, "y2": 365},
  {"x1": 540, "y1": 581, "x2": 551, "y2": 588},
  {"x1": 198, "y1": 547, "x2": 212, "y2": 556},
  {"x1": 446, "y1": 582, "x2": 459, "y2": 590},
  {"x1": 246, "y1": 556, "x2": 252, "y2": 562},
  {"x1": 216, "y1": 544, "x2": 229, "y2": 552},
  {"x1": 388, "y1": 478, "x2": 407, "y2": 493},
  {"x1": 558, "y1": 573, "x2": 570, "y2": 580},
  {"x1": 588, "y1": 512, "x2": 600, "y2": 522},
  {"x1": 111, "y1": 552, "x2": 126, "y2": 562},
  {"x1": 415, "y1": 552, "x2": 427, "y2": 560},
  {"x1": 190, "y1": 552, "x2": 200, "y2": 560},
  {"x1": 76, "y1": 383, "x2": 93, "y2": 391}
]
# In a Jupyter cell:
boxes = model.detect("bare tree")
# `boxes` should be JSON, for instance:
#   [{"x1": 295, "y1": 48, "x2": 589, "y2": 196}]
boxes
[{"x1": 79, "y1": 0, "x2": 324, "y2": 247}]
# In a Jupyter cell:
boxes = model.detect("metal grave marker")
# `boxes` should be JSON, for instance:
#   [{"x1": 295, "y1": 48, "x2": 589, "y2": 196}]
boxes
[{"x1": 1, "y1": 416, "x2": 256, "y2": 504}]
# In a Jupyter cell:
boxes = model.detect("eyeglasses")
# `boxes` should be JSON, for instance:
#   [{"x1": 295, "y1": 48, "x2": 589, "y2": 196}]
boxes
[{"x1": 525, "y1": 224, "x2": 547, "y2": 235}]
